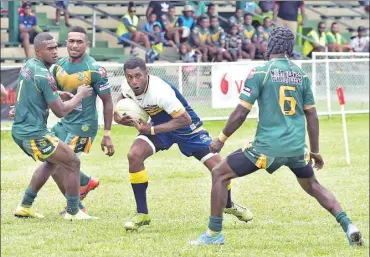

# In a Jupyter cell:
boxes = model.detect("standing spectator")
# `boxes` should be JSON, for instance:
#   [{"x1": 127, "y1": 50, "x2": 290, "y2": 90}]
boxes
[
  {"x1": 229, "y1": 8, "x2": 244, "y2": 33},
  {"x1": 190, "y1": 15, "x2": 221, "y2": 62},
  {"x1": 273, "y1": 1, "x2": 305, "y2": 34},
  {"x1": 55, "y1": 0, "x2": 71, "y2": 27},
  {"x1": 259, "y1": 1, "x2": 274, "y2": 16},
  {"x1": 236, "y1": 1, "x2": 261, "y2": 14},
  {"x1": 207, "y1": 3, "x2": 218, "y2": 18},
  {"x1": 303, "y1": 22, "x2": 327, "y2": 58},
  {"x1": 19, "y1": 2, "x2": 42, "y2": 59},
  {"x1": 188, "y1": 1, "x2": 207, "y2": 17},
  {"x1": 178, "y1": 5, "x2": 196, "y2": 42},
  {"x1": 241, "y1": 13, "x2": 257, "y2": 59},
  {"x1": 144, "y1": 13, "x2": 162, "y2": 40},
  {"x1": 327, "y1": 22, "x2": 352, "y2": 52},
  {"x1": 146, "y1": 1, "x2": 172, "y2": 24},
  {"x1": 209, "y1": 16, "x2": 232, "y2": 61},
  {"x1": 162, "y1": 6, "x2": 181, "y2": 48},
  {"x1": 179, "y1": 42, "x2": 201, "y2": 62},
  {"x1": 146, "y1": 24, "x2": 176, "y2": 63},
  {"x1": 226, "y1": 25, "x2": 249, "y2": 61},
  {"x1": 350, "y1": 26, "x2": 369, "y2": 52},
  {"x1": 116, "y1": 2, "x2": 151, "y2": 56}
]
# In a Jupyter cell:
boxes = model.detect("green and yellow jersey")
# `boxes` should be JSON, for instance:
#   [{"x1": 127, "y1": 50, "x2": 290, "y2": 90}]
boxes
[
  {"x1": 51, "y1": 54, "x2": 110, "y2": 137},
  {"x1": 209, "y1": 26, "x2": 225, "y2": 48},
  {"x1": 242, "y1": 24, "x2": 257, "y2": 43},
  {"x1": 192, "y1": 26, "x2": 210, "y2": 45},
  {"x1": 12, "y1": 58, "x2": 59, "y2": 140},
  {"x1": 239, "y1": 58, "x2": 315, "y2": 157},
  {"x1": 326, "y1": 31, "x2": 346, "y2": 45}
]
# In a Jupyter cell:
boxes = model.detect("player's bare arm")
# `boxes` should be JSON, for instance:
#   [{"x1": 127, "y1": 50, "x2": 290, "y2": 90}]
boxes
[
  {"x1": 49, "y1": 84, "x2": 92, "y2": 118},
  {"x1": 304, "y1": 107, "x2": 324, "y2": 169},
  {"x1": 210, "y1": 103, "x2": 250, "y2": 153},
  {"x1": 58, "y1": 91, "x2": 74, "y2": 101},
  {"x1": 100, "y1": 93, "x2": 115, "y2": 157}
]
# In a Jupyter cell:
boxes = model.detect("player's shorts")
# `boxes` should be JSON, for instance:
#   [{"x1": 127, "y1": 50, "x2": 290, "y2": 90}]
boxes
[
  {"x1": 118, "y1": 33, "x2": 131, "y2": 46},
  {"x1": 227, "y1": 144, "x2": 313, "y2": 179},
  {"x1": 12, "y1": 133, "x2": 59, "y2": 162},
  {"x1": 52, "y1": 122, "x2": 94, "y2": 157},
  {"x1": 55, "y1": 0, "x2": 69, "y2": 8},
  {"x1": 137, "y1": 129, "x2": 216, "y2": 163}
]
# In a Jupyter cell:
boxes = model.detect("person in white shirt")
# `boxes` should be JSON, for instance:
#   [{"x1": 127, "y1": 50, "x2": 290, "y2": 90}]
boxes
[{"x1": 350, "y1": 26, "x2": 369, "y2": 52}]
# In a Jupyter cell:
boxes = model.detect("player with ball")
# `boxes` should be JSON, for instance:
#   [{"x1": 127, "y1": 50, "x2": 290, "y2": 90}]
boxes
[{"x1": 114, "y1": 57, "x2": 253, "y2": 231}]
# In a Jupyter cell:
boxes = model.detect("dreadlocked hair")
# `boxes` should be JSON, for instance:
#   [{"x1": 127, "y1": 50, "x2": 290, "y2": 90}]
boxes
[{"x1": 266, "y1": 27, "x2": 295, "y2": 60}]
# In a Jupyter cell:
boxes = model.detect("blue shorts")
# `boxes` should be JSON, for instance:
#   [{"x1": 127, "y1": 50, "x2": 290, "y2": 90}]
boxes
[
  {"x1": 55, "y1": 0, "x2": 69, "y2": 8},
  {"x1": 118, "y1": 33, "x2": 131, "y2": 46},
  {"x1": 137, "y1": 130, "x2": 215, "y2": 162}
]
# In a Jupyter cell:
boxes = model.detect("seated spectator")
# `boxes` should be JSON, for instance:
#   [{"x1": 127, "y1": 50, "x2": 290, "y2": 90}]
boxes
[
  {"x1": 207, "y1": 3, "x2": 218, "y2": 18},
  {"x1": 55, "y1": 0, "x2": 71, "y2": 27},
  {"x1": 209, "y1": 16, "x2": 232, "y2": 61},
  {"x1": 273, "y1": 1, "x2": 305, "y2": 34},
  {"x1": 116, "y1": 3, "x2": 150, "y2": 56},
  {"x1": 18, "y1": 0, "x2": 33, "y2": 16},
  {"x1": 162, "y1": 6, "x2": 180, "y2": 48},
  {"x1": 229, "y1": 8, "x2": 244, "y2": 33},
  {"x1": 236, "y1": 1, "x2": 261, "y2": 14},
  {"x1": 256, "y1": 17, "x2": 272, "y2": 53},
  {"x1": 178, "y1": 5, "x2": 196, "y2": 42},
  {"x1": 146, "y1": 1, "x2": 172, "y2": 24},
  {"x1": 241, "y1": 13, "x2": 257, "y2": 59},
  {"x1": 19, "y1": 2, "x2": 42, "y2": 59},
  {"x1": 351, "y1": 26, "x2": 369, "y2": 52},
  {"x1": 146, "y1": 24, "x2": 176, "y2": 63},
  {"x1": 144, "y1": 13, "x2": 162, "y2": 40},
  {"x1": 190, "y1": 15, "x2": 221, "y2": 62},
  {"x1": 188, "y1": 1, "x2": 207, "y2": 17},
  {"x1": 226, "y1": 25, "x2": 249, "y2": 61},
  {"x1": 303, "y1": 22, "x2": 327, "y2": 58},
  {"x1": 327, "y1": 22, "x2": 352, "y2": 52},
  {"x1": 179, "y1": 42, "x2": 201, "y2": 62},
  {"x1": 261, "y1": 17, "x2": 272, "y2": 41}
]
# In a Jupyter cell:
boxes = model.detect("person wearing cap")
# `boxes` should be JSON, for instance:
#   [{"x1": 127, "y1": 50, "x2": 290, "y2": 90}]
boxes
[
  {"x1": 303, "y1": 22, "x2": 327, "y2": 58},
  {"x1": 18, "y1": 1, "x2": 42, "y2": 59},
  {"x1": 350, "y1": 25, "x2": 369, "y2": 52},
  {"x1": 326, "y1": 22, "x2": 352, "y2": 52},
  {"x1": 178, "y1": 5, "x2": 196, "y2": 42}
]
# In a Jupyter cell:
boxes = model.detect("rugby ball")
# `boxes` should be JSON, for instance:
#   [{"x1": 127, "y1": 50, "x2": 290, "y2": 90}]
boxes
[{"x1": 114, "y1": 98, "x2": 149, "y2": 122}]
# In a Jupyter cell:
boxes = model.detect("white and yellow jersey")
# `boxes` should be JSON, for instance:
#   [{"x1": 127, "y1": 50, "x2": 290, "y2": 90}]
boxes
[{"x1": 121, "y1": 75, "x2": 203, "y2": 135}]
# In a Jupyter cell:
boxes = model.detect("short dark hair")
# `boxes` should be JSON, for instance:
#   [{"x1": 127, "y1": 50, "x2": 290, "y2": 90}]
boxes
[
  {"x1": 153, "y1": 24, "x2": 161, "y2": 30},
  {"x1": 69, "y1": 26, "x2": 87, "y2": 35},
  {"x1": 331, "y1": 22, "x2": 338, "y2": 27},
  {"x1": 34, "y1": 32, "x2": 54, "y2": 47},
  {"x1": 208, "y1": 3, "x2": 215, "y2": 9},
  {"x1": 22, "y1": 1, "x2": 32, "y2": 9},
  {"x1": 124, "y1": 57, "x2": 147, "y2": 71},
  {"x1": 210, "y1": 16, "x2": 218, "y2": 21},
  {"x1": 264, "y1": 17, "x2": 270, "y2": 22},
  {"x1": 244, "y1": 13, "x2": 252, "y2": 18},
  {"x1": 318, "y1": 22, "x2": 325, "y2": 28},
  {"x1": 198, "y1": 15, "x2": 209, "y2": 23}
]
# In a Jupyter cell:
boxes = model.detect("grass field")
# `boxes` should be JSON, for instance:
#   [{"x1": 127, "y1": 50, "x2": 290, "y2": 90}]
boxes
[{"x1": 1, "y1": 115, "x2": 369, "y2": 257}]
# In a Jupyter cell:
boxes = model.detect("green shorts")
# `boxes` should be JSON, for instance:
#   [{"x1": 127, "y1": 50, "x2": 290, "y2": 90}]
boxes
[
  {"x1": 52, "y1": 122, "x2": 95, "y2": 157},
  {"x1": 244, "y1": 143, "x2": 310, "y2": 174},
  {"x1": 12, "y1": 133, "x2": 59, "y2": 162}
]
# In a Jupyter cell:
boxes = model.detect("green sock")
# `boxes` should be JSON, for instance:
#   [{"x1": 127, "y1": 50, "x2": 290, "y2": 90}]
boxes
[
  {"x1": 21, "y1": 187, "x2": 37, "y2": 207},
  {"x1": 207, "y1": 216, "x2": 223, "y2": 236},
  {"x1": 66, "y1": 194, "x2": 79, "y2": 215},
  {"x1": 335, "y1": 211, "x2": 352, "y2": 232},
  {"x1": 80, "y1": 170, "x2": 90, "y2": 187}
]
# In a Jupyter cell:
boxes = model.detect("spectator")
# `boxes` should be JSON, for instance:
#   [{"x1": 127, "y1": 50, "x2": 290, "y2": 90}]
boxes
[
  {"x1": 261, "y1": 16, "x2": 272, "y2": 41},
  {"x1": 19, "y1": 2, "x2": 42, "y2": 59},
  {"x1": 209, "y1": 16, "x2": 232, "y2": 61},
  {"x1": 190, "y1": 15, "x2": 221, "y2": 62},
  {"x1": 327, "y1": 22, "x2": 352, "y2": 52},
  {"x1": 146, "y1": 24, "x2": 176, "y2": 63},
  {"x1": 55, "y1": 0, "x2": 71, "y2": 27},
  {"x1": 207, "y1": 3, "x2": 217, "y2": 18},
  {"x1": 226, "y1": 25, "x2": 249, "y2": 61},
  {"x1": 241, "y1": 13, "x2": 257, "y2": 59},
  {"x1": 179, "y1": 42, "x2": 201, "y2": 62},
  {"x1": 273, "y1": 1, "x2": 305, "y2": 34},
  {"x1": 188, "y1": 1, "x2": 207, "y2": 17},
  {"x1": 178, "y1": 5, "x2": 196, "y2": 42},
  {"x1": 144, "y1": 13, "x2": 162, "y2": 40},
  {"x1": 18, "y1": 0, "x2": 33, "y2": 16},
  {"x1": 236, "y1": 1, "x2": 261, "y2": 14},
  {"x1": 146, "y1": 1, "x2": 172, "y2": 23},
  {"x1": 116, "y1": 3, "x2": 151, "y2": 56},
  {"x1": 162, "y1": 6, "x2": 181, "y2": 47},
  {"x1": 359, "y1": 1, "x2": 370, "y2": 13},
  {"x1": 229, "y1": 8, "x2": 244, "y2": 33},
  {"x1": 303, "y1": 22, "x2": 327, "y2": 58},
  {"x1": 350, "y1": 26, "x2": 369, "y2": 52}
]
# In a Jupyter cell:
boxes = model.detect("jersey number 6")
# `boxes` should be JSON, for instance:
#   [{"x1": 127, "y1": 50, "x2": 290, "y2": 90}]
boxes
[{"x1": 279, "y1": 86, "x2": 296, "y2": 116}]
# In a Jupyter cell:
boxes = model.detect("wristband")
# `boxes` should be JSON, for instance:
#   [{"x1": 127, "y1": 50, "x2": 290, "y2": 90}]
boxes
[
  {"x1": 310, "y1": 151, "x2": 320, "y2": 155},
  {"x1": 104, "y1": 130, "x2": 111, "y2": 137},
  {"x1": 218, "y1": 132, "x2": 228, "y2": 143},
  {"x1": 151, "y1": 126, "x2": 156, "y2": 135}
]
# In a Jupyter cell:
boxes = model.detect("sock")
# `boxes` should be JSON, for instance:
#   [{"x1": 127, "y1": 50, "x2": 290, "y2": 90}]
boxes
[
  {"x1": 66, "y1": 194, "x2": 79, "y2": 215},
  {"x1": 335, "y1": 211, "x2": 352, "y2": 232},
  {"x1": 130, "y1": 169, "x2": 149, "y2": 214},
  {"x1": 226, "y1": 182, "x2": 232, "y2": 208},
  {"x1": 207, "y1": 216, "x2": 223, "y2": 236},
  {"x1": 21, "y1": 187, "x2": 37, "y2": 207},
  {"x1": 80, "y1": 170, "x2": 90, "y2": 187}
]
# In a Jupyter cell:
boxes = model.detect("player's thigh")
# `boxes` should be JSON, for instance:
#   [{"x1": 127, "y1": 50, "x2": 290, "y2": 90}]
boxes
[
  {"x1": 46, "y1": 140, "x2": 79, "y2": 168},
  {"x1": 286, "y1": 152, "x2": 313, "y2": 179},
  {"x1": 226, "y1": 148, "x2": 259, "y2": 177},
  {"x1": 129, "y1": 133, "x2": 173, "y2": 160}
]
